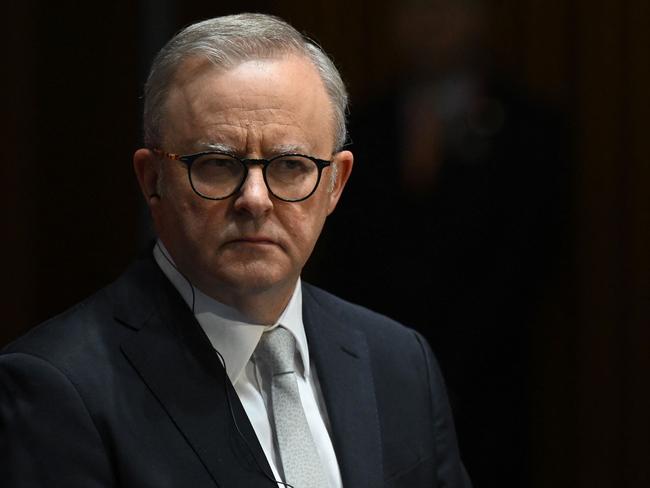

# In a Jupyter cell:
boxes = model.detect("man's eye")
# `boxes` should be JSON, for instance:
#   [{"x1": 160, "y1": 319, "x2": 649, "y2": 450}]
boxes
[
  {"x1": 274, "y1": 158, "x2": 312, "y2": 173},
  {"x1": 203, "y1": 157, "x2": 238, "y2": 168},
  {"x1": 193, "y1": 156, "x2": 242, "y2": 178}
]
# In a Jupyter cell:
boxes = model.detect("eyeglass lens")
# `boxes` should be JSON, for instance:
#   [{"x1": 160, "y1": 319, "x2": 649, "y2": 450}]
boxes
[{"x1": 190, "y1": 154, "x2": 320, "y2": 201}]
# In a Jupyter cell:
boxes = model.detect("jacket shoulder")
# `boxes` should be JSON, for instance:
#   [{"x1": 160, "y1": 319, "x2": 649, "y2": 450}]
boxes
[
  {"x1": 2, "y1": 287, "x2": 114, "y2": 358},
  {"x1": 2, "y1": 256, "x2": 165, "y2": 358},
  {"x1": 0, "y1": 257, "x2": 158, "y2": 369},
  {"x1": 302, "y1": 282, "x2": 422, "y2": 346}
]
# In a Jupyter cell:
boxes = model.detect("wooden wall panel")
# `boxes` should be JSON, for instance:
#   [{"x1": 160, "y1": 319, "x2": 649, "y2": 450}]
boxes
[
  {"x1": 1, "y1": 1, "x2": 140, "y2": 342},
  {"x1": 574, "y1": 2, "x2": 626, "y2": 487},
  {"x1": 486, "y1": 1, "x2": 649, "y2": 486},
  {"x1": 621, "y1": 2, "x2": 650, "y2": 485},
  {"x1": 1, "y1": 0, "x2": 38, "y2": 343}
]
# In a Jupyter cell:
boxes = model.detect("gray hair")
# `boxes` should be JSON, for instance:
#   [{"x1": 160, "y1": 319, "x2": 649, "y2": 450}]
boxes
[{"x1": 143, "y1": 13, "x2": 348, "y2": 151}]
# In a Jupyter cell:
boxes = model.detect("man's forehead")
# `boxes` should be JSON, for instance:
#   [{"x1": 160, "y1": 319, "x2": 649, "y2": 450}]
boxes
[
  {"x1": 171, "y1": 55, "x2": 228, "y2": 83},
  {"x1": 165, "y1": 54, "x2": 327, "y2": 116},
  {"x1": 161, "y1": 53, "x2": 335, "y2": 153},
  {"x1": 165, "y1": 113, "x2": 321, "y2": 156},
  {"x1": 169, "y1": 52, "x2": 316, "y2": 91}
]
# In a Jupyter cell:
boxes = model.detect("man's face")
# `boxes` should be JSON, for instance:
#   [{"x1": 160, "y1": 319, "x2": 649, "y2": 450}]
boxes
[{"x1": 135, "y1": 54, "x2": 352, "y2": 314}]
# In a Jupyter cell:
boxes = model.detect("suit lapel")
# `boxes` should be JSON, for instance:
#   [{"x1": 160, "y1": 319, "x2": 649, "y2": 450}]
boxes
[
  {"x1": 302, "y1": 285, "x2": 383, "y2": 488},
  {"x1": 115, "y1": 258, "x2": 273, "y2": 487}
]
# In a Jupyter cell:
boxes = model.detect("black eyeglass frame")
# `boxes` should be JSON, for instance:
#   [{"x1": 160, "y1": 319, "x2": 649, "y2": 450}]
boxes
[{"x1": 152, "y1": 149, "x2": 333, "y2": 202}]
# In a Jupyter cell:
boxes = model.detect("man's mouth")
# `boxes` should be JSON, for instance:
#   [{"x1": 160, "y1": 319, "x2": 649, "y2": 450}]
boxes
[{"x1": 228, "y1": 236, "x2": 279, "y2": 246}]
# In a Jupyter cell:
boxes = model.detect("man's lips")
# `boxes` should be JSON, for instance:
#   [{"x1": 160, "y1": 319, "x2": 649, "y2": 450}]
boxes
[{"x1": 226, "y1": 236, "x2": 279, "y2": 246}]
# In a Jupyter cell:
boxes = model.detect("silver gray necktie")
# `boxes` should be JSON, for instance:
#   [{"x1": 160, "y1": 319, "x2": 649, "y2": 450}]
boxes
[{"x1": 255, "y1": 327, "x2": 329, "y2": 488}]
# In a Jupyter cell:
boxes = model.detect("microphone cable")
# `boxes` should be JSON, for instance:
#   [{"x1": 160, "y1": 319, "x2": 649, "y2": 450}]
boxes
[{"x1": 155, "y1": 243, "x2": 294, "y2": 488}]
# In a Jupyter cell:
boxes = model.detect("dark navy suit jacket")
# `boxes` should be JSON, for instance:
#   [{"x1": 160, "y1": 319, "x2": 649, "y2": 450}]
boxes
[{"x1": 0, "y1": 257, "x2": 471, "y2": 487}]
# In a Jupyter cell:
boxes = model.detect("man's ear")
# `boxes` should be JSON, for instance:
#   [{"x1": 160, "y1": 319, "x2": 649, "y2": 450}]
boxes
[
  {"x1": 326, "y1": 150, "x2": 354, "y2": 215},
  {"x1": 133, "y1": 148, "x2": 162, "y2": 207}
]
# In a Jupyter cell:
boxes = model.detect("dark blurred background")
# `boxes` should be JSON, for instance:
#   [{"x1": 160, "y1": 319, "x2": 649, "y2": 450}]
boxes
[{"x1": 2, "y1": 1, "x2": 648, "y2": 487}]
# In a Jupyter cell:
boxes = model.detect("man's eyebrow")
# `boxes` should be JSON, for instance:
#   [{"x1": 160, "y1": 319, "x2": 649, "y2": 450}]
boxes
[
  {"x1": 196, "y1": 141, "x2": 236, "y2": 154},
  {"x1": 269, "y1": 143, "x2": 310, "y2": 155},
  {"x1": 195, "y1": 142, "x2": 312, "y2": 156}
]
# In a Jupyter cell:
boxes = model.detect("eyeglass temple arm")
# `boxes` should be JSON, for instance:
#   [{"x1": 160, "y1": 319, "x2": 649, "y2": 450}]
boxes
[{"x1": 151, "y1": 149, "x2": 183, "y2": 161}]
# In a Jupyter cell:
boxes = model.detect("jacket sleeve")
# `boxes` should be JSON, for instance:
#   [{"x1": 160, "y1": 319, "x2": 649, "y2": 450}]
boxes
[
  {"x1": 0, "y1": 352, "x2": 115, "y2": 487},
  {"x1": 413, "y1": 331, "x2": 473, "y2": 488}
]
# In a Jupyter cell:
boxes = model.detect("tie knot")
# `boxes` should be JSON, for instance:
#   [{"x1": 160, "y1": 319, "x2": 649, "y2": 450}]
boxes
[{"x1": 255, "y1": 327, "x2": 296, "y2": 375}]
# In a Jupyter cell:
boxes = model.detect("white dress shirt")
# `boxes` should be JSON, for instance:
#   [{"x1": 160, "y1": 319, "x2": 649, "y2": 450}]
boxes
[{"x1": 154, "y1": 242, "x2": 343, "y2": 488}]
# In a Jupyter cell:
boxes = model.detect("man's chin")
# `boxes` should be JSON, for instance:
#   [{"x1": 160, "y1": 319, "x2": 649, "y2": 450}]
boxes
[{"x1": 210, "y1": 264, "x2": 295, "y2": 296}]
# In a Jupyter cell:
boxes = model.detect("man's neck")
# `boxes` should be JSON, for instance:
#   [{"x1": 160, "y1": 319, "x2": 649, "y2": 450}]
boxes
[{"x1": 205, "y1": 281, "x2": 297, "y2": 325}]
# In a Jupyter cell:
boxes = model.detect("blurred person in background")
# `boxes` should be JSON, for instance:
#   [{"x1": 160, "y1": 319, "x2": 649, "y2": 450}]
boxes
[{"x1": 312, "y1": 1, "x2": 570, "y2": 486}]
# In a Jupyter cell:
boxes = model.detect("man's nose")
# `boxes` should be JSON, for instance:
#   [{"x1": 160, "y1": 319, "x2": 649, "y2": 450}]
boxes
[{"x1": 233, "y1": 166, "x2": 273, "y2": 216}]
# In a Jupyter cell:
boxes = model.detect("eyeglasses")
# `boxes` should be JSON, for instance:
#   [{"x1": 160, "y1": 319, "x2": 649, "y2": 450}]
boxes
[{"x1": 153, "y1": 149, "x2": 333, "y2": 202}]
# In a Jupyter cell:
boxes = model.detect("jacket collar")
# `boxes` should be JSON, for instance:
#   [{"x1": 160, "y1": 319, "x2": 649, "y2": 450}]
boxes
[
  {"x1": 113, "y1": 257, "x2": 274, "y2": 487},
  {"x1": 152, "y1": 241, "x2": 312, "y2": 385},
  {"x1": 302, "y1": 284, "x2": 383, "y2": 488}
]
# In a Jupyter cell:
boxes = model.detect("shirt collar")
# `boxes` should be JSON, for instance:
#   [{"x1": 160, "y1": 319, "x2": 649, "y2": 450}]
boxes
[{"x1": 153, "y1": 240, "x2": 310, "y2": 385}]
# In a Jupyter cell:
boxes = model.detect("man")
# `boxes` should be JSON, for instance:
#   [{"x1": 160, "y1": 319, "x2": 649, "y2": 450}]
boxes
[{"x1": 0, "y1": 13, "x2": 471, "y2": 488}]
